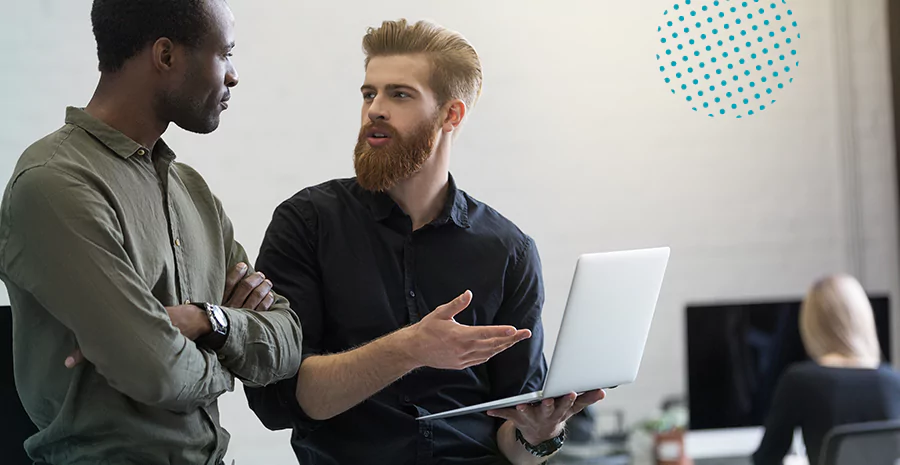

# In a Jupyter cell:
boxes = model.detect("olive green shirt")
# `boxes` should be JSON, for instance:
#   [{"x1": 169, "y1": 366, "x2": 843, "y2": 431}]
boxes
[{"x1": 0, "y1": 107, "x2": 303, "y2": 465}]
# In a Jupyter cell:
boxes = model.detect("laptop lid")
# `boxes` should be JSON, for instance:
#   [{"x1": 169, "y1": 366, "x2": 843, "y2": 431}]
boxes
[{"x1": 541, "y1": 247, "x2": 670, "y2": 399}]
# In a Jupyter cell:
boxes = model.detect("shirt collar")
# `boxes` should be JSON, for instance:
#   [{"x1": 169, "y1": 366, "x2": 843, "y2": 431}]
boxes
[
  {"x1": 443, "y1": 174, "x2": 470, "y2": 229},
  {"x1": 362, "y1": 173, "x2": 470, "y2": 229},
  {"x1": 64, "y1": 106, "x2": 174, "y2": 161}
]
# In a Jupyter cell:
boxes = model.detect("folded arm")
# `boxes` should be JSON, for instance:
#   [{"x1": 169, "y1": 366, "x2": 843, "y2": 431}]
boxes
[
  {"x1": 1, "y1": 167, "x2": 233, "y2": 412},
  {"x1": 214, "y1": 205, "x2": 303, "y2": 387}
]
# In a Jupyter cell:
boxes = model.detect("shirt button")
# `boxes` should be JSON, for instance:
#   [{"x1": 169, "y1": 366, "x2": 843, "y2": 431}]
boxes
[
  {"x1": 174, "y1": 238, "x2": 181, "y2": 247},
  {"x1": 423, "y1": 430, "x2": 432, "y2": 438},
  {"x1": 404, "y1": 396, "x2": 411, "y2": 403},
  {"x1": 183, "y1": 299, "x2": 191, "y2": 305},
  {"x1": 137, "y1": 149, "x2": 146, "y2": 156},
  {"x1": 409, "y1": 290, "x2": 416, "y2": 298}
]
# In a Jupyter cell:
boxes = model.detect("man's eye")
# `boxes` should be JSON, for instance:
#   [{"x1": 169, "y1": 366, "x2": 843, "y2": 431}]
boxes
[
  {"x1": 395, "y1": 92, "x2": 409, "y2": 98},
  {"x1": 363, "y1": 93, "x2": 375, "y2": 100}
]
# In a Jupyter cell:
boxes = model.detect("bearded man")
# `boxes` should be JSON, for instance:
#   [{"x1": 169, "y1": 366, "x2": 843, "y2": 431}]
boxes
[{"x1": 243, "y1": 18, "x2": 604, "y2": 465}]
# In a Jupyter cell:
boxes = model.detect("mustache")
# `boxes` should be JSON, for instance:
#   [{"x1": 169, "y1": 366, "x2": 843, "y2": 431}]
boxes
[{"x1": 359, "y1": 121, "x2": 397, "y2": 138}]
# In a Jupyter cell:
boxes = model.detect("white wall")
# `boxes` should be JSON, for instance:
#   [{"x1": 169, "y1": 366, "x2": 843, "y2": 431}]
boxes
[{"x1": 1, "y1": 0, "x2": 897, "y2": 463}]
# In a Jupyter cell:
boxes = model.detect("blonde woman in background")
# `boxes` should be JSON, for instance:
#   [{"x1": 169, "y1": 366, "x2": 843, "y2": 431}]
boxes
[{"x1": 753, "y1": 274, "x2": 900, "y2": 465}]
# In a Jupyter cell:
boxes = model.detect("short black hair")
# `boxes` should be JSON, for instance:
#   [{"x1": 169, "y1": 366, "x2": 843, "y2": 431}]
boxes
[{"x1": 91, "y1": 0, "x2": 213, "y2": 73}]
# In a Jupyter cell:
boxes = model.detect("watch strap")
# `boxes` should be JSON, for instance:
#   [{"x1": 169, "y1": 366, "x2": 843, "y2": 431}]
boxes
[{"x1": 515, "y1": 427, "x2": 567, "y2": 457}]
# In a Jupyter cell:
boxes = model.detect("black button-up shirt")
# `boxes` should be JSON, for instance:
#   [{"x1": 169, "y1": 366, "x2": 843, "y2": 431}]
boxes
[{"x1": 244, "y1": 176, "x2": 547, "y2": 465}]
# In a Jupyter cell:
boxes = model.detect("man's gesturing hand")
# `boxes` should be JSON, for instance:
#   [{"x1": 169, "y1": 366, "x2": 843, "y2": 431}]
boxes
[{"x1": 399, "y1": 290, "x2": 532, "y2": 371}]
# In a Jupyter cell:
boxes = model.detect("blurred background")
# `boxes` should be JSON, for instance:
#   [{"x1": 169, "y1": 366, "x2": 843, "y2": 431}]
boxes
[{"x1": 1, "y1": 0, "x2": 898, "y2": 464}]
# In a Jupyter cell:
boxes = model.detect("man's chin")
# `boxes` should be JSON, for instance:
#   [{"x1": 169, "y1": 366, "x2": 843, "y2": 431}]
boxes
[
  {"x1": 354, "y1": 163, "x2": 406, "y2": 192},
  {"x1": 175, "y1": 115, "x2": 220, "y2": 135}
]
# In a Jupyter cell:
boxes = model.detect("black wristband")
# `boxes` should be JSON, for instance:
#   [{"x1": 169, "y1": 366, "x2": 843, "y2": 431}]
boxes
[{"x1": 515, "y1": 427, "x2": 567, "y2": 457}]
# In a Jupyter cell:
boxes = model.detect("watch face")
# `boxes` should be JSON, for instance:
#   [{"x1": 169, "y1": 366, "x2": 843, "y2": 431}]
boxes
[{"x1": 211, "y1": 306, "x2": 227, "y2": 327}]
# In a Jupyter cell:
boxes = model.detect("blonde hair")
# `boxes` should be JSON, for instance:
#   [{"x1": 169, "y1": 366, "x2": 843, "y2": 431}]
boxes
[
  {"x1": 362, "y1": 19, "x2": 483, "y2": 111},
  {"x1": 799, "y1": 274, "x2": 882, "y2": 368}
]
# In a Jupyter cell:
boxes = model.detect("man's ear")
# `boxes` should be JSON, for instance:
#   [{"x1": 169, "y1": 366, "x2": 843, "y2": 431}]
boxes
[
  {"x1": 442, "y1": 99, "x2": 467, "y2": 134},
  {"x1": 151, "y1": 38, "x2": 176, "y2": 72}
]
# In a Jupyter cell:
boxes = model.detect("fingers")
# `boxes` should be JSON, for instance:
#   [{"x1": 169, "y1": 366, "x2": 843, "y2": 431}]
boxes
[
  {"x1": 541, "y1": 397, "x2": 556, "y2": 418},
  {"x1": 570, "y1": 389, "x2": 606, "y2": 415},
  {"x1": 460, "y1": 342, "x2": 520, "y2": 367},
  {"x1": 512, "y1": 401, "x2": 547, "y2": 424},
  {"x1": 551, "y1": 393, "x2": 577, "y2": 422},
  {"x1": 64, "y1": 349, "x2": 85, "y2": 368},
  {"x1": 486, "y1": 407, "x2": 526, "y2": 423},
  {"x1": 431, "y1": 290, "x2": 472, "y2": 320},
  {"x1": 509, "y1": 396, "x2": 572, "y2": 426},
  {"x1": 226, "y1": 271, "x2": 266, "y2": 309},
  {"x1": 459, "y1": 341, "x2": 523, "y2": 368},
  {"x1": 223, "y1": 263, "x2": 249, "y2": 302},
  {"x1": 465, "y1": 328, "x2": 531, "y2": 355},
  {"x1": 471, "y1": 328, "x2": 531, "y2": 345},
  {"x1": 257, "y1": 291, "x2": 276, "y2": 311},
  {"x1": 474, "y1": 325, "x2": 527, "y2": 340},
  {"x1": 453, "y1": 328, "x2": 532, "y2": 368},
  {"x1": 243, "y1": 279, "x2": 273, "y2": 311}
]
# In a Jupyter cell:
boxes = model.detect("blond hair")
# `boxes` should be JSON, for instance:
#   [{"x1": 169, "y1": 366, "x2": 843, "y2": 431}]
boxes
[
  {"x1": 799, "y1": 274, "x2": 882, "y2": 368},
  {"x1": 362, "y1": 19, "x2": 483, "y2": 111}
]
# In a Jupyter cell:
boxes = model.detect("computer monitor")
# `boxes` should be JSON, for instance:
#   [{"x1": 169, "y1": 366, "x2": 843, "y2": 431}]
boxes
[{"x1": 686, "y1": 296, "x2": 891, "y2": 431}]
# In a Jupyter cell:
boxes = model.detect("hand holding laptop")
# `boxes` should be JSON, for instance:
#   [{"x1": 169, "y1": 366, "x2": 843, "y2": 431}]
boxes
[
  {"x1": 487, "y1": 389, "x2": 606, "y2": 444},
  {"x1": 418, "y1": 246, "x2": 670, "y2": 421}
]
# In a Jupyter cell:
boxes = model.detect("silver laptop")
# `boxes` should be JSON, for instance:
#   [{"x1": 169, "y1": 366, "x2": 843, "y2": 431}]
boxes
[{"x1": 416, "y1": 246, "x2": 670, "y2": 421}]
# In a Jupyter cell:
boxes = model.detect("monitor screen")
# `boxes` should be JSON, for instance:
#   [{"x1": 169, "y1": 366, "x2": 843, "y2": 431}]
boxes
[{"x1": 686, "y1": 296, "x2": 891, "y2": 430}]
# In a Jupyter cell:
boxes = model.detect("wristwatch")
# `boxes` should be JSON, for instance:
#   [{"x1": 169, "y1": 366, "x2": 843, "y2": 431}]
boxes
[
  {"x1": 515, "y1": 427, "x2": 567, "y2": 458},
  {"x1": 190, "y1": 302, "x2": 229, "y2": 351}
]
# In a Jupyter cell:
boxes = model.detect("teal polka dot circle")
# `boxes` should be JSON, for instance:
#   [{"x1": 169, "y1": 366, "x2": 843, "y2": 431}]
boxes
[{"x1": 657, "y1": 0, "x2": 800, "y2": 118}]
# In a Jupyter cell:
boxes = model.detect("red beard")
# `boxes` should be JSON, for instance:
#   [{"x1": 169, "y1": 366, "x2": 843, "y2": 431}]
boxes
[{"x1": 353, "y1": 113, "x2": 442, "y2": 192}]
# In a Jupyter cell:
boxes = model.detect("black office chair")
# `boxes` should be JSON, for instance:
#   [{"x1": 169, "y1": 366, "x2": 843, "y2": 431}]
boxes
[
  {"x1": 1, "y1": 305, "x2": 38, "y2": 465},
  {"x1": 819, "y1": 419, "x2": 900, "y2": 465}
]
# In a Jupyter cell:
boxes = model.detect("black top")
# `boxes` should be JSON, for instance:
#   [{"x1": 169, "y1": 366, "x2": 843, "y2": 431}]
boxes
[
  {"x1": 753, "y1": 361, "x2": 900, "y2": 465},
  {"x1": 244, "y1": 176, "x2": 548, "y2": 465}
]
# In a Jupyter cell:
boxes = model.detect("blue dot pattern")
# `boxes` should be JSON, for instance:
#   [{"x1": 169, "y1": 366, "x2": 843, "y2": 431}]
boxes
[{"x1": 658, "y1": 0, "x2": 800, "y2": 118}]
